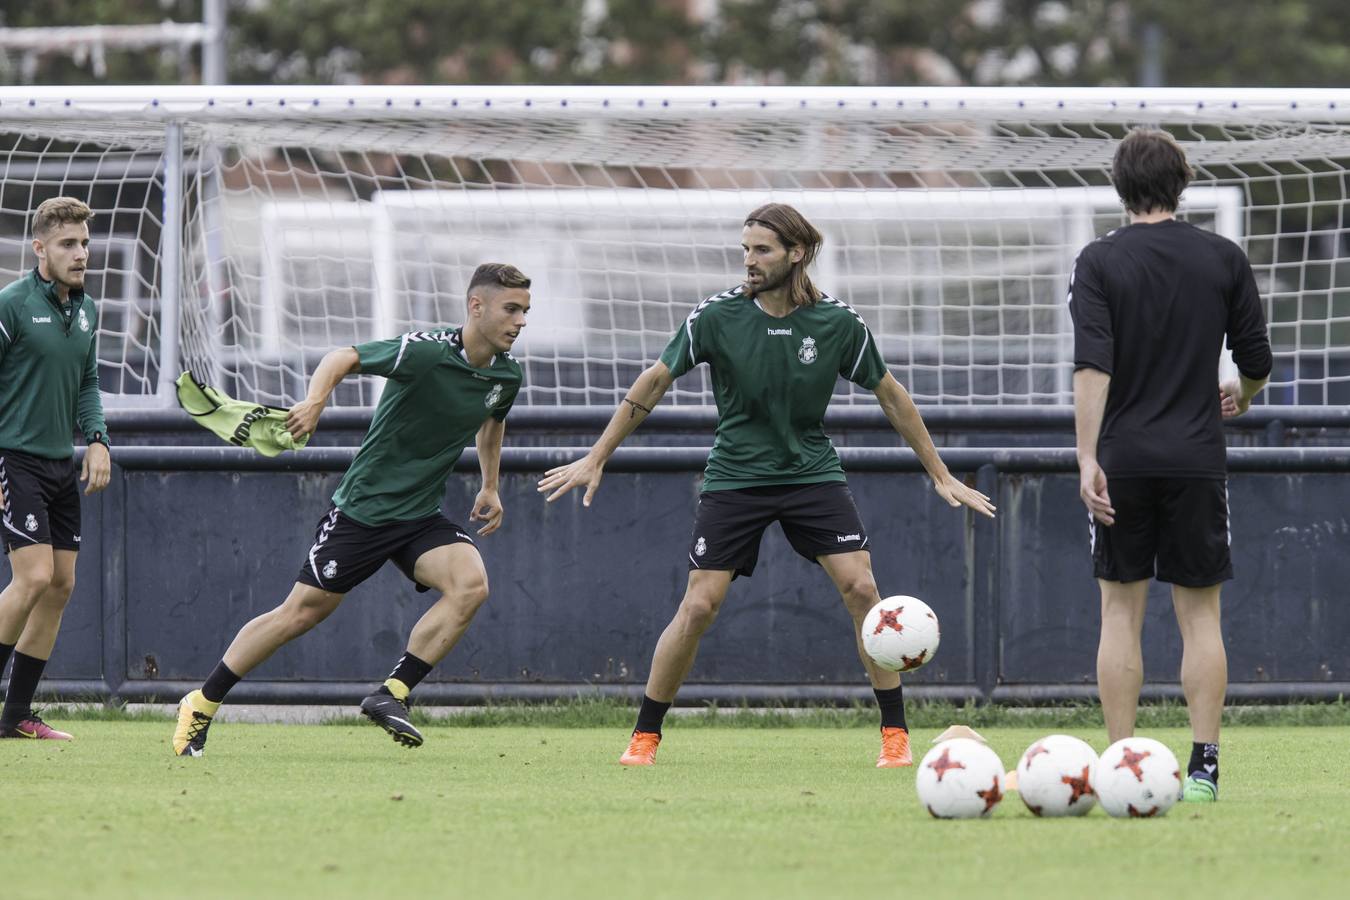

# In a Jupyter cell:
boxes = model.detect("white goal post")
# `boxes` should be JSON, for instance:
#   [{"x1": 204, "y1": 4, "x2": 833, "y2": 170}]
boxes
[{"x1": 1, "y1": 85, "x2": 1347, "y2": 408}]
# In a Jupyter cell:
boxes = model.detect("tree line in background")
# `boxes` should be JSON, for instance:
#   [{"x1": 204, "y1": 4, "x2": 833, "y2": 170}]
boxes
[{"x1": 5, "y1": 0, "x2": 1350, "y2": 88}]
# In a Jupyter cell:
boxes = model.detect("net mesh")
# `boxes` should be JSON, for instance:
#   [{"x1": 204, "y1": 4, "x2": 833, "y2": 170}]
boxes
[{"x1": 2, "y1": 91, "x2": 1346, "y2": 407}]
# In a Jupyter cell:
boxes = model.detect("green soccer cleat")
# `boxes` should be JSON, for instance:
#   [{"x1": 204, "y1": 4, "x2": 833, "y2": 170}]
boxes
[{"x1": 1183, "y1": 772, "x2": 1218, "y2": 802}]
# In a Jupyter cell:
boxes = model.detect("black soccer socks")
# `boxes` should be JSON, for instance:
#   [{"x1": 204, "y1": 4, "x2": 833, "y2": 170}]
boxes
[{"x1": 874, "y1": 684, "x2": 908, "y2": 731}]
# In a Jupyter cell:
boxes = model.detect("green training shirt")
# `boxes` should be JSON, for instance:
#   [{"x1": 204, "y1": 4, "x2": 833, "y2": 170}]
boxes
[
  {"x1": 0, "y1": 268, "x2": 107, "y2": 460},
  {"x1": 659, "y1": 285, "x2": 887, "y2": 492},
  {"x1": 332, "y1": 327, "x2": 522, "y2": 526}
]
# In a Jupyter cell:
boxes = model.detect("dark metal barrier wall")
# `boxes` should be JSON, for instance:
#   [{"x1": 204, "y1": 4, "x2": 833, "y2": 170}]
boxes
[{"x1": 5, "y1": 408, "x2": 1348, "y2": 705}]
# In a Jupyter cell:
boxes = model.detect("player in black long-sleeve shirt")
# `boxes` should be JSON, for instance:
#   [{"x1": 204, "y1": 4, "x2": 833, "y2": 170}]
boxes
[{"x1": 1069, "y1": 128, "x2": 1272, "y2": 803}]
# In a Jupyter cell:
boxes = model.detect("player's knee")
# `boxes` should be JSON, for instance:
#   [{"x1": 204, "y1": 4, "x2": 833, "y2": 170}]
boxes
[
  {"x1": 46, "y1": 571, "x2": 75, "y2": 601},
  {"x1": 452, "y1": 575, "x2": 489, "y2": 616},
  {"x1": 838, "y1": 577, "x2": 878, "y2": 615},
  {"x1": 679, "y1": 593, "x2": 722, "y2": 632},
  {"x1": 9, "y1": 563, "x2": 55, "y2": 603}
]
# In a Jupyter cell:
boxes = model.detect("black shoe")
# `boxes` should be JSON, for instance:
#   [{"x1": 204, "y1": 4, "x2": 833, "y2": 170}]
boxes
[{"x1": 359, "y1": 691, "x2": 423, "y2": 749}]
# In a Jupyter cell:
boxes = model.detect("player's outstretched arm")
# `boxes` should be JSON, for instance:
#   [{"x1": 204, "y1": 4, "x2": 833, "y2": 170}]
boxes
[
  {"x1": 873, "y1": 373, "x2": 996, "y2": 518},
  {"x1": 537, "y1": 361, "x2": 675, "y2": 506},
  {"x1": 285, "y1": 347, "x2": 360, "y2": 439},
  {"x1": 472, "y1": 417, "x2": 506, "y2": 535},
  {"x1": 1074, "y1": 367, "x2": 1114, "y2": 525}
]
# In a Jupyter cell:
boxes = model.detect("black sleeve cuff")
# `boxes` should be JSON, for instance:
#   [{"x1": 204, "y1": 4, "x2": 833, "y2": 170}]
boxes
[{"x1": 87, "y1": 430, "x2": 110, "y2": 448}]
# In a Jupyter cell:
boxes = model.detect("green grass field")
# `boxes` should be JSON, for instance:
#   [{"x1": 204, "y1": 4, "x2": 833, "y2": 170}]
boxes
[{"x1": 3, "y1": 717, "x2": 1346, "y2": 900}]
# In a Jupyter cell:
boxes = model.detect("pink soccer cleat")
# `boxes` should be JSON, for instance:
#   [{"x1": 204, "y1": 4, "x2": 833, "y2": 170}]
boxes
[{"x1": 0, "y1": 714, "x2": 73, "y2": 740}]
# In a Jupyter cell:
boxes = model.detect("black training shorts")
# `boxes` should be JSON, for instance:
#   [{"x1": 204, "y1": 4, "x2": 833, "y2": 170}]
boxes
[
  {"x1": 296, "y1": 506, "x2": 476, "y2": 595},
  {"x1": 1090, "y1": 477, "x2": 1232, "y2": 588},
  {"x1": 0, "y1": 449, "x2": 82, "y2": 553},
  {"x1": 687, "y1": 481, "x2": 869, "y2": 578}
]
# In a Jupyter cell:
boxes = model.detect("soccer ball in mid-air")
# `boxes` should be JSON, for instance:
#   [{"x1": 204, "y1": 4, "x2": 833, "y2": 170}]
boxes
[
  {"x1": 1015, "y1": 734, "x2": 1099, "y2": 817},
  {"x1": 861, "y1": 595, "x2": 940, "y2": 672},
  {"x1": 916, "y1": 738, "x2": 1006, "y2": 819},
  {"x1": 1092, "y1": 737, "x2": 1182, "y2": 818}
]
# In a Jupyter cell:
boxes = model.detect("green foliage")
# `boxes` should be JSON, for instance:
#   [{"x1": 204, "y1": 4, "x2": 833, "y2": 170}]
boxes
[{"x1": 9, "y1": 0, "x2": 1350, "y2": 88}]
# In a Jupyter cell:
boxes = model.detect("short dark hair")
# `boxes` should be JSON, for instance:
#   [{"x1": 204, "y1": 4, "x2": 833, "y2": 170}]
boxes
[
  {"x1": 466, "y1": 263, "x2": 530, "y2": 302},
  {"x1": 1111, "y1": 128, "x2": 1194, "y2": 215},
  {"x1": 33, "y1": 196, "x2": 93, "y2": 237}
]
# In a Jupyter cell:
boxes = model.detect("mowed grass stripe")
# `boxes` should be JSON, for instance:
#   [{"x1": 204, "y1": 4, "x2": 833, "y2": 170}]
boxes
[{"x1": 1, "y1": 724, "x2": 1345, "y2": 900}]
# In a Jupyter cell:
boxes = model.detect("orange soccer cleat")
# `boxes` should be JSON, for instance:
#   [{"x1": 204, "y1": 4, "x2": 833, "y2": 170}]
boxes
[
  {"x1": 619, "y1": 730, "x2": 661, "y2": 766},
  {"x1": 876, "y1": 726, "x2": 913, "y2": 768}
]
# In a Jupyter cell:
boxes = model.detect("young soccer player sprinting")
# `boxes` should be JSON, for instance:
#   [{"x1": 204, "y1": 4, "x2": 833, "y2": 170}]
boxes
[
  {"x1": 171, "y1": 264, "x2": 530, "y2": 756},
  {"x1": 1070, "y1": 129, "x2": 1272, "y2": 802},
  {"x1": 538, "y1": 204, "x2": 996, "y2": 768},
  {"x1": 0, "y1": 197, "x2": 112, "y2": 741}
]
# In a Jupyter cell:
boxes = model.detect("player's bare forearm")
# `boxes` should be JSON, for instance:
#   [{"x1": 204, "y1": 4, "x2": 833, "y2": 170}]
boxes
[
  {"x1": 873, "y1": 373, "x2": 949, "y2": 481},
  {"x1": 476, "y1": 417, "x2": 506, "y2": 491},
  {"x1": 304, "y1": 347, "x2": 361, "y2": 404},
  {"x1": 537, "y1": 362, "x2": 673, "y2": 506},
  {"x1": 1220, "y1": 372, "x2": 1269, "y2": 419},
  {"x1": 874, "y1": 373, "x2": 996, "y2": 517},
  {"x1": 286, "y1": 347, "x2": 360, "y2": 437},
  {"x1": 589, "y1": 362, "x2": 674, "y2": 462},
  {"x1": 1073, "y1": 368, "x2": 1111, "y2": 463},
  {"x1": 1073, "y1": 367, "x2": 1115, "y2": 524}
]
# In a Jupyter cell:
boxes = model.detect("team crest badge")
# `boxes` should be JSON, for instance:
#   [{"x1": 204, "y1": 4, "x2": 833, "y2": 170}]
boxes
[
  {"x1": 484, "y1": 383, "x2": 503, "y2": 408},
  {"x1": 78, "y1": 308, "x2": 90, "y2": 333},
  {"x1": 798, "y1": 336, "x2": 817, "y2": 364},
  {"x1": 25, "y1": 514, "x2": 38, "y2": 532},
  {"x1": 323, "y1": 559, "x2": 338, "y2": 579},
  {"x1": 694, "y1": 537, "x2": 707, "y2": 557}
]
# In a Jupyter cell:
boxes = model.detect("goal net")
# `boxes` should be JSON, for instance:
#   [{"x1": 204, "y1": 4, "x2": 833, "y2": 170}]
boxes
[{"x1": 1, "y1": 86, "x2": 1346, "y2": 407}]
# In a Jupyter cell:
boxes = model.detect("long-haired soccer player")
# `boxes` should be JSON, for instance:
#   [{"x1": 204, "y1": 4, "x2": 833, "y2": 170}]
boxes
[
  {"x1": 539, "y1": 204, "x2": 995, "y2": 767},
  {"x1": 171, "y1": 264, "x2": 531, "y2": 756},
  {"x1": 1070, "y1": 129, "x2": 1271, "y2": 802},
  {"x1": 0, "y1": 197, "x2": 111, "y2": 741}
]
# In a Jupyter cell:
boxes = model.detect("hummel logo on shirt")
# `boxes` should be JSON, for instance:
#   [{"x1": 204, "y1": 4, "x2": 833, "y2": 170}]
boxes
[
  {"x1": 767, "y1": 327, "x2": 792, "y2": 336},
  {"x1": 31, "y1": 315, "x2": 52, "y2": 324}
]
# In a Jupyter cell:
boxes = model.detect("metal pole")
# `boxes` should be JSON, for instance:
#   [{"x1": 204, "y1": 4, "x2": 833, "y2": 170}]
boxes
[
  {"x1": 156, "y1": 121, "x2": 183, "y2": 402},
  {"x1": 202, "y1": 0, "x2": 226, "y2": 85}
]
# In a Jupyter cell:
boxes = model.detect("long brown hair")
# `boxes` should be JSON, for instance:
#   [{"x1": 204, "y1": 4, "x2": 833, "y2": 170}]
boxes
[{"x1": 743, "y1": 203, "x2": 823, "y2": 307}]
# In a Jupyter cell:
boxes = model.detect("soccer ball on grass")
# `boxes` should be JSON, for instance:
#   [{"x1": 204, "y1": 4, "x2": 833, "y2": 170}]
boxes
[
  {"x1": 916, "y1": 738, "x2": 1006, "y2": 819},
  {"x1": 1015, "y1": 734, "x2": 1098, "y2": 817},
  {"x1": 1092, "y1": 737, "x2": 1182, "y2": 818}
]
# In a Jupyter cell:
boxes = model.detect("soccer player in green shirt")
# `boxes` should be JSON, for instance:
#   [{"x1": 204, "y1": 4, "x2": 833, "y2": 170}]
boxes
[
  {"x1": 171, "y1": 264, "x2": 530, "y2": 757},
  {"x1": 0, "y1": 197, "x2": 111, "y2": 740},
  {"x1": 539, "y1": 204, "x2": 995, "y2": 768}
]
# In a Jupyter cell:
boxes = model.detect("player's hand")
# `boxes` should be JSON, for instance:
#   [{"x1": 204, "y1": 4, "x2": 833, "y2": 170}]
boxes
[
  {"x1": 470, "y1": 487, "x2": 503, "y2": 536},
  {"x1": 1079, "y1": 457, "x2": 1114, "y2": 525},
  {"x1": 81, "y1": 441, "x2": 111, "y2": 495},
  {"x1": 1219, "y1": 379, "x2": 1250, "y2": 419},
  {"x1": 537, "y1": 454, "x2": 606, "y2": 506},
  {"x1": 285, "y1": 398, "x2": 324, "y2": 439},
  {"x1": 933, "y1": 473, "x2": 996, "y2": 518}
]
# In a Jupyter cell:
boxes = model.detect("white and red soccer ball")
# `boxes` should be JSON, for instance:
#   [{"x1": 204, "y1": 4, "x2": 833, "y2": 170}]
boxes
[
  {"x1": 1092, "y1": 737, "x2": 1183, "y2": 818},
  {"x1": 915, "y1": 738, "x2": 1006, "y2": 819},
  {"x1": 861, "y1": 595, "x2": 940, "y2": 673},
  {"x1": 1015, "y1": 734, "x2": 1099, "y2": 817}
]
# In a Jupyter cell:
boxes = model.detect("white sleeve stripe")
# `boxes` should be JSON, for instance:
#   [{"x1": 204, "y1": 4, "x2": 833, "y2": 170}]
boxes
[
  {"x1": 848, "y1": 328, "x2": 870, "y2": 381},
  {"x1": 392, "y1": 332, "x2": 412, "y2": 372},
  {"x1": 0, "y1": 318, "x2": 9, "y2": 343},
  {"x1": 685, "y1": 318, "x2": 696, "y2": 367}
]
